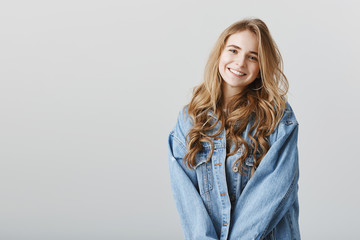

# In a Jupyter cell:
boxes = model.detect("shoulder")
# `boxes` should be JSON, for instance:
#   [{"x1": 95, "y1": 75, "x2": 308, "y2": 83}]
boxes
[
  {"x1": 170, "y1": 105, "x2": 194, "y2": 151},
  {"x1": 269, "y1": 102, "x2": 299, "y2": 143},
  {"x1": 173, "y1": 105, "x2": 194, "y2": 137},
  {"x1": 280, "y1": 102, "x2": 298, "y2": 126}
]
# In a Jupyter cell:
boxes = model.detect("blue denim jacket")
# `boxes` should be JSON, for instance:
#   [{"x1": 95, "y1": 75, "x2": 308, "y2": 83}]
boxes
[{"x1": 168, "y1": 102, "x2": 300, "y2": 240}]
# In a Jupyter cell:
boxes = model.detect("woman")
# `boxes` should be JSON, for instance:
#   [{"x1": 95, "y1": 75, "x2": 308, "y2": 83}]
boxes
[{"x1": 168, "y1": 18, "x2": 300, "y2": 240}]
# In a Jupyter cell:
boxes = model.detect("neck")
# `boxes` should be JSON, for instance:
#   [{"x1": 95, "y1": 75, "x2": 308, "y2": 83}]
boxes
[{"x1": 222, "y1": 83, "x2": 243, "y2": 109}]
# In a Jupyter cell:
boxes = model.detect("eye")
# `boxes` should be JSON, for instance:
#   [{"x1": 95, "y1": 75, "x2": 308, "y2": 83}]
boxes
[
  {"x1": 248, "y1": 56, "x2": 258, "y2": 61},
  {"x1": 229, "y1": 49, "x2": 237, "y2": 54}
]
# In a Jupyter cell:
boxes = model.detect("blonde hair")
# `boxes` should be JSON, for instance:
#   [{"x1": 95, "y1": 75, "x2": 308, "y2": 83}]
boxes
[{"x1": 184, "y1": 18, "x2": 288, "y2": 175}]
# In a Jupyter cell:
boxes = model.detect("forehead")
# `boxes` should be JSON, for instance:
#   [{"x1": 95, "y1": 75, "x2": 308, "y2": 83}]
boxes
[{"x1": 225, "y1": 30, "x2": 258, "y2": 51}]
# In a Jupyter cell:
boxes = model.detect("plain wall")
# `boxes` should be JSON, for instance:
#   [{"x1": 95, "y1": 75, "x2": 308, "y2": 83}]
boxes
[{"x1": 0, "y1": 0, "x2": 359, "y2": 239}]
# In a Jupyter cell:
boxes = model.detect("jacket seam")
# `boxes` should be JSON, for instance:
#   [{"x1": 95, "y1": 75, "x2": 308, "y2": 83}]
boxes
[{"x1": 171, "y1": 130, "x2": 187, "y2": 153}]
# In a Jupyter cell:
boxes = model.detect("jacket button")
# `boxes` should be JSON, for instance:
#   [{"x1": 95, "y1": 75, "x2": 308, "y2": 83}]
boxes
[{"x1": 233, "y1": 166, "x2": 238, "y2": 172}]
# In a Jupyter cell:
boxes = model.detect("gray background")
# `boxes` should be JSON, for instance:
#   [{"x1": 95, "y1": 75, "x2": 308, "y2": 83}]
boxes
[{"x1": 1, "y1": 0, "x2": 359, "y2": 239}]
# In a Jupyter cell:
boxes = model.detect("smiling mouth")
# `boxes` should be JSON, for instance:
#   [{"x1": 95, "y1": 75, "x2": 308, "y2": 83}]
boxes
[{"x1": 228, "y1": 68, "x2": 246, "y2": 76}]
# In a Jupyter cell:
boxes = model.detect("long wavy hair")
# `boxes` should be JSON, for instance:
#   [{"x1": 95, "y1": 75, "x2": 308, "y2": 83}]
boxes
[{"x1": 184, "y1": 18, "x2": 288, "y2": 175}]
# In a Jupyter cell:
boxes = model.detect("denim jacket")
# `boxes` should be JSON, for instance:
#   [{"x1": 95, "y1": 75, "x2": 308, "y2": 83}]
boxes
[{"x1": 168, "y1": 102, "x2": 300, "y2": 240}]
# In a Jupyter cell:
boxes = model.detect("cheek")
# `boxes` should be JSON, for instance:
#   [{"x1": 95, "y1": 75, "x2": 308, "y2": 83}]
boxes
[
  {"x1": 218, "y1": 56, "x2": 227, "y2": 71},
  {"x1": 251, "y1": 64, "x2": 260, "y2": 75},
  {"x1": 218, "y1": 56, "x2": 224, "y2": 68},
  {"x1": 219, "y1": 53, "x2": 231, "y2": 66},
  {"x1": 218, "y1": 62, "x2": 225, "y2": 77}
]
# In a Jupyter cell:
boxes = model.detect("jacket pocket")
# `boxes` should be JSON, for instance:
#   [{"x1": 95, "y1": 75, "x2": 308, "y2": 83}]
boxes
[
  {"x1": 194, "y1": 154, "x2": 213, "y2": 195},
  {"x1": 240, "y1": 156, "x2": 254, "y2": 191},
  {"x1": 194, "y1": 152, "x2": 214, "y2": 216}
]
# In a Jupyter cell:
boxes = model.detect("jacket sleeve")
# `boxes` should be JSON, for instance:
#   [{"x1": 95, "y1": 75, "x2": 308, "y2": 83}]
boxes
[
  {"x1": 168, "y1": 110, "x2": 218, "y2": 240},
  {"x1": 228, "y1": 116, "x2": 300, "y2": 240}
]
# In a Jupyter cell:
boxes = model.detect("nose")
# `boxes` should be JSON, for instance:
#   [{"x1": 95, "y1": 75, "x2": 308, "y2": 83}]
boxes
[{"x1": 235, "y1": 54, "x2": 246, "y2": 67}]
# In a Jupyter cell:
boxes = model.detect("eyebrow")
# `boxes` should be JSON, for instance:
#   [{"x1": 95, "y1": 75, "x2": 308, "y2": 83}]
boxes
[{"x1": 227, "y1": 44, "x2": 258, "y2": 55}]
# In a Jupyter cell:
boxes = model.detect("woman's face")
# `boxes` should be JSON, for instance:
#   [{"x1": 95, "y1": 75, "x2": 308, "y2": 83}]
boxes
[{"x1": 218, "y1": 30, "x2": 260, "y2": 96}]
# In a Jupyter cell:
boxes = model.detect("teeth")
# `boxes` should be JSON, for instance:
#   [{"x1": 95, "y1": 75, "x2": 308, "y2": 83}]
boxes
[{"x1": 229, "y1": 68, "x2": 246, "y2": 76}]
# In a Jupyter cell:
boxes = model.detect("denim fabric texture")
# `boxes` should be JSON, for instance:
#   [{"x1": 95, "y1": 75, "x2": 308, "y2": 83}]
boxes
[{"x1": 168, "y1": 102, "x2": 300, "y2": 240}]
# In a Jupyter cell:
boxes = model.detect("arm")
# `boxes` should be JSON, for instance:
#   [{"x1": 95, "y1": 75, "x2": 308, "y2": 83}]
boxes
[
  {"x1": 168, "y1": 110, "x2": 218, "y2": 240},
  {"x1": 228, "y1": 120, "x2": 300, "y2": 240}
]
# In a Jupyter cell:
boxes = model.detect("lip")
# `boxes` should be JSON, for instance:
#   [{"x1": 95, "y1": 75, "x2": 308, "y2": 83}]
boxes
[{"x1": 228, "y1": 68, "x2": 247, "y2": 77}]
